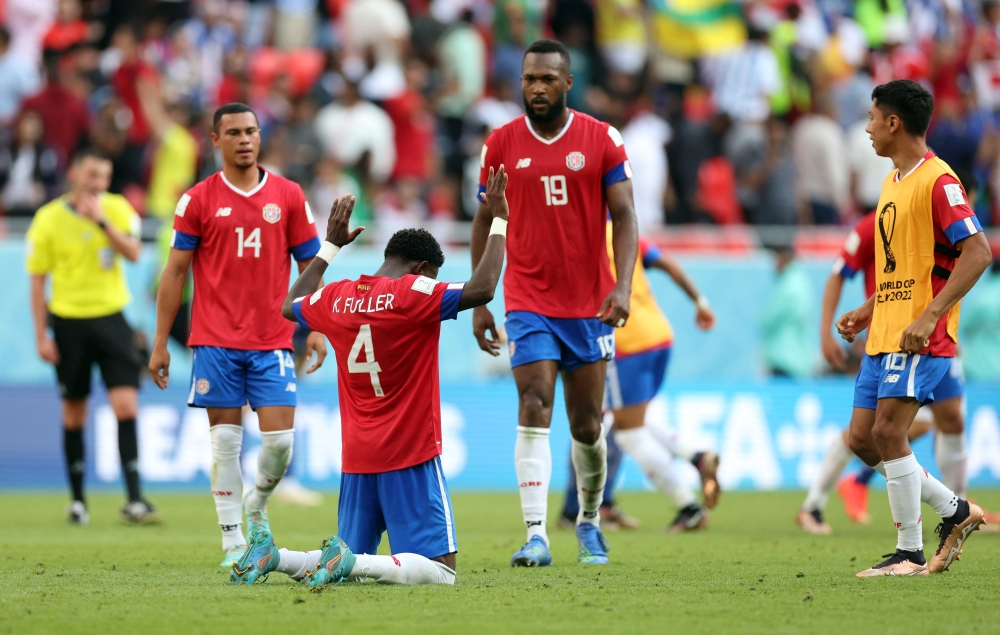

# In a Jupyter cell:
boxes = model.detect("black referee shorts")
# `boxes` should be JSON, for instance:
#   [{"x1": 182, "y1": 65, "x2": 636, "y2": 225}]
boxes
[{"x1": 50, "y1": 312, "x2": 141, "y2": 400}]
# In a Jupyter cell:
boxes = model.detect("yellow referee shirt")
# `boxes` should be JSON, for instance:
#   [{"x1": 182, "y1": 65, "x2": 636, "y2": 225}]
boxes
[{"x1": 25, "y1": 194, "x2": 140, "y2": 319}]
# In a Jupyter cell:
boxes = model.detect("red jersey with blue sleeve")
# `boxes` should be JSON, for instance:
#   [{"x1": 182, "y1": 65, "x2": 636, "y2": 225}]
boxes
[
  {"x1": 832, "y1": 211, "x2": 877, "y2": 298},
  {"x1": 170, "y1": 169, "x2": 320, "y2": 350},
  {"x1": 290, "y1": 274, "x2": 465, "y2": 474},
  {"x1": 926, "y1": 170, "x2": 982, "y2": 356},
  {"x1": 479, "y1": 110, "x2": 632, "y2": 318}
]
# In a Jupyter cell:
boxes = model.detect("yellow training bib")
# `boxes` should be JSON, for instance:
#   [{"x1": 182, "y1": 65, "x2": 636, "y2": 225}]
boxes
[
  {"x1": 606, "y1": 223, "x2": 674, "y2": 356},
  {"x1": 867, "y1": 157, "x2": 961, "y2": 355}
]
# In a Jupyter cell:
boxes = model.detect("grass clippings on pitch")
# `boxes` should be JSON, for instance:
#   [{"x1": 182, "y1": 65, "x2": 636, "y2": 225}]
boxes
[{"x1": 1, "y1": 490, "x2": 998, "y2": 634}]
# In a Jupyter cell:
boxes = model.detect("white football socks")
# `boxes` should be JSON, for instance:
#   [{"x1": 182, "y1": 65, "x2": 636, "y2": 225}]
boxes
[
  {"x1": 646, "y1": 422, "x2": 697, "y2": 462},
  {"x1": 876, "y1": 455, "x2": 960, "y2": 520},
  {"x1": 935, "y1": 432, "x2": 968, "y2": 500},
  {"x1": 919, "y1": 463, "x2": 960, "y2": 519},
  {"x1": 246, "y1": 429, "x2": 294, "y2": 512},
  {"x1": 884, "y1": 454, "x2": 923, "y2": 551},
  {"x1": 572, "y1": 427, "x2": 607, "y2": 526},
  {"x1": 515, "y1": 426, "x2": 551, "y2": 545},
  {"x1": 349, "y1": 553, "x2": 456, "y2": 585},
  {"x1": 275, "y1": 550, "x2": 455, "y2": 585},
  {"x1": 209, "y1": 424, "x2": 246, "y2": 550},
  {"x1": 802, "y1": 434, "x2": 854, "y2": 512},
  {"x1": 615, "y1": 426, "x2": 696, "y2": 509},
  {"x1": 276, "y1": 549, "x2": 322, "y2": 580}
]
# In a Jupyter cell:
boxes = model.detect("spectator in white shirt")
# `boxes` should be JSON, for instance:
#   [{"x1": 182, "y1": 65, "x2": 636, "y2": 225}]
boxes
[
  {"x1": 314, "y1": 73, "x2": 396, "y2": 187},
  {"x1": 790, "y1": 96, "x2": 850, "y2": 224},
  {"x1": 848, "y1": 115, "x2": 896, "y2": 212},
  {"x1": 0, "y1": 27, "x2": 41, "y2": 126}
]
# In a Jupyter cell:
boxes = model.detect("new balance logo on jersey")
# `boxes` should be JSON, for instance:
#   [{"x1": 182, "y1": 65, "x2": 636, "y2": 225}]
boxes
[
  {"x1": 285, "y1": 382, "x2": 296, "y2": 392},
  {"x1": 515, "y1": 158, "x2": 531, "y2": 169},
  {"x1": 884, "y1": 374, "x2": 901, "y2": 384},
  {"x1": 215, "y1": 207, "x2": 232, "y2": 217}
]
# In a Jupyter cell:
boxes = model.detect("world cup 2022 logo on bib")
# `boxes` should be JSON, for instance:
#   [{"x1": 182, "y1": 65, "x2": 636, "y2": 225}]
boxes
[
  {"x1": 262, "y1": 203, "x2": 281, "y2": 224},
  {"x1": 566, "y1": 151, "x2": 585, "y2": 171},
  {"x1": 878, "y1": 201, "x2": 897, "y2": 273}
]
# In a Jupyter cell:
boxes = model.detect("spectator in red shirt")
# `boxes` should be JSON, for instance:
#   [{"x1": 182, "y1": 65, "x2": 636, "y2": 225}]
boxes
[
  {"x1": 19, "y1": 54, "x2": 90, "y2": 168},
  {"x1": 383, "y1": 58, "x2": 434, "y2": 182},
  {"x1": 42, "y1": 0, "x2": 92, "y2": 55},
  {"x1": 108, "y1": 23, "x2": 158, "y2": 146}
]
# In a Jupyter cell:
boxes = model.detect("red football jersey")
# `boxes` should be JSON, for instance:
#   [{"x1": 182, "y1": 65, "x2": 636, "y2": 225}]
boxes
[
  {"x1": 171, "y1": 169, "x2": 320, "y2": 350},
  {"x1": 479, "y1": 110, "x2": 632, "y2": 318},
  {"x1": 291, "y1": 274, "x2": 465, "y2": 473},
  {"x1": 832, "y1": 211, "x2": 877, "y2": 298}
]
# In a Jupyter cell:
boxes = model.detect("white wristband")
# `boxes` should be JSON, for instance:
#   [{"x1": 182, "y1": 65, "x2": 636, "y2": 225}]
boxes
[
  {"x1": 696, "y1": 295, "x2": 710, "y2": 311},
  {"x1": 316, "y1": 241, "x2": 340, "y2": 264},
  {"x1": 489, "y1": 217, "x2": 508, "y2": 237}
]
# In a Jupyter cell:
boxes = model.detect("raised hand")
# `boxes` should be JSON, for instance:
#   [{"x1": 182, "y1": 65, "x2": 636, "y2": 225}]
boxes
[
  {"x1": 479, "y1": 165, "x2": 509, "y2": 221},
  {"x1": 325, "y1": 196, "x2": 364, "y2": 247}
]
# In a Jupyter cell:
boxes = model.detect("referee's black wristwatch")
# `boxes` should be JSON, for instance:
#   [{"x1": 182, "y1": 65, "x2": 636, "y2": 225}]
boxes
[{"x1": 96, "y1": 219, "x2": 108, "y2": 231}]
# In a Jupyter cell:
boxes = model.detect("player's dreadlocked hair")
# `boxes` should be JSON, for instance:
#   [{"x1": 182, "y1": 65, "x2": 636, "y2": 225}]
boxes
[
  {"x1": 384, "y1": 228, "x2": 445, "y2": 268},
  {"x1": 213, "y1": 102, "x2": 259, "y2": 132}
]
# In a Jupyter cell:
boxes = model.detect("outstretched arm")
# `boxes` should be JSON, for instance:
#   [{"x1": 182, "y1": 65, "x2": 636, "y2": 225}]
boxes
[
  {"x1": 649, "y1": 250, "x2": 715, "y2": 330},
  {"x1": 458, "y1": 165, "x2": 508, "y2": 311},
  {"x1": 282, "y1": 196, "x2": 362, "y2": 321},
  {"x1": 600, "y1": 179, "x2": 638, "y2": 326}
]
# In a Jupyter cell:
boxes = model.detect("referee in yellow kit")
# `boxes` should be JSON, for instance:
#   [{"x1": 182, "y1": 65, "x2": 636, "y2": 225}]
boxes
[{"x1": 26, "y1": 148, "x2": 160, "y2": 525}]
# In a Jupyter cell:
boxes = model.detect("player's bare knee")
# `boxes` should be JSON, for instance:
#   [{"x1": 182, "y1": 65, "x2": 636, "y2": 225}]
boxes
[
  {"x1": 62, "y1": 400, "x2": 87, "y2": 430},
  {"x1": 568, "y1": 415, "x2": 602, "y2": 444},
  {"x1": 518, "y1": 387, "x2": 553, "y2": 427},
  {"x1": 932, "y1": 400, "x2": 964, "y2": 434}
]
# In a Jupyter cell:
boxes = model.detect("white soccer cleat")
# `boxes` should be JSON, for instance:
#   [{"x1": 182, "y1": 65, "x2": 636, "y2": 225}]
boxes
[{"x1": 67, "y1": 501, "x2": 89, "y2": 526}]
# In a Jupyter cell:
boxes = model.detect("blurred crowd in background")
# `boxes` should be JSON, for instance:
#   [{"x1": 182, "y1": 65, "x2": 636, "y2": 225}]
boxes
[{"x1": 0, "y1": 0, "x2": 999, "y2": 241}]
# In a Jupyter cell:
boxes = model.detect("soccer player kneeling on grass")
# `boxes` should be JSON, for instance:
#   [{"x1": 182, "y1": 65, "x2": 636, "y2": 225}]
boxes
[
  {"x1": 231, "y1": 167, "x2": 509, "y2": 586},
  {"x1": 836, "y1": 80, "x2": 992, "y2": 577}
]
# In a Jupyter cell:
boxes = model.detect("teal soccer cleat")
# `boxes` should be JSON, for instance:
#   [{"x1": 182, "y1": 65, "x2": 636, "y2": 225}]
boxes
[
  {"x1": 244, "y1": 492, "x2": 270, "y2": 537},
  {"x1": 303, "y1": 536, "x2": 356, "y2": 588},
  {"x1": 576, "y1": 523, "x2": 610, "y2": 565},
  {"x1": 230, "y1": 530, "x2": 280, "y2": 584},
  {"x1": 510, "y1": 535, "x2": 552, "y2": 567},
  {"x1": 220, "y1": 543, "x2": 248, "y2": 570}
]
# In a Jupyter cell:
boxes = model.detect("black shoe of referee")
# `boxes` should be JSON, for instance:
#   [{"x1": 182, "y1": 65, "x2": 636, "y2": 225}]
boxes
[{"x1": 121, "y1": 500, "x2": 163, "y2": 525}]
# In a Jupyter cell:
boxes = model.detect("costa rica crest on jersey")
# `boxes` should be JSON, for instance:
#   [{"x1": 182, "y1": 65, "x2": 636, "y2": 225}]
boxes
[
  {"x1": 262, "y1": 203, "x2": 281, "y2": 224},
  {"x1": 196, "y1": 379, "x2": 210, "y2": 395},
  {"x1": 566, "y1": 151, "x2": 585, "y2": 171}
]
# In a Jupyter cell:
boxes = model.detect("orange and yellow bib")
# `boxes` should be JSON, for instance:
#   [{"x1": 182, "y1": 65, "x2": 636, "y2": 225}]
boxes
[
  {"x1": 867, "y1": 157, "x2": 961, "y2": 355},
  {"x1": 605, "y1": 223, "x2": 673, "y2": 356}
]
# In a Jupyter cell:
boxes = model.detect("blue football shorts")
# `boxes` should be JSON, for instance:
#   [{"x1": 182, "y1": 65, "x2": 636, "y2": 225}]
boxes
[
  {"x1": 188, "y1": 346, "x2": 298, "y2": 409},
  {"x1": 505, "y1": 311, "x2": 614, "y2": 372},
  {"x1": 853, "y1": 352, "x2": 954, "y2": 409},
  {"x1": 605, "y1": 346, "x2": 671, "y2": 410},
  {"x1": 338, "y1": 456, "x2": 457, "y2": 558}
]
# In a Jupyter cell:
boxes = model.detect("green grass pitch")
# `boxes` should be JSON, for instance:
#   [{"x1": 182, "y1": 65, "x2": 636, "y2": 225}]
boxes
[{"x1": 1, "y1": 490, "x2": 998, "y2": 634}]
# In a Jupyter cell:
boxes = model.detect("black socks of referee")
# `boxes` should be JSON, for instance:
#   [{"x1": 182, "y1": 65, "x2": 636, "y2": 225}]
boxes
[
  {"x1": 63, "y1": 428, "x2": 85, "y2": 503},
  {"x1": 118, "y1": 418, "x2": 142, "y2": 503}
]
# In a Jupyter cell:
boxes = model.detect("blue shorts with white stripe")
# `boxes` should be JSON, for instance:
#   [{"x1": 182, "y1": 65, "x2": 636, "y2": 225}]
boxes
[
  {"x1": 337, "y1": 456, "x2": 457, "y2": 558},
  {"x1": 853, "y1": 352, "x2": 953, "y2": 410}
]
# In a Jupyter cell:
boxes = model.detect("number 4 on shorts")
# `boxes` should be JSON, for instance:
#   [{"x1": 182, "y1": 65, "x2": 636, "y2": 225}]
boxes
[{"x1": 349, "y1": 324, "x2": 384, "y2": 397}]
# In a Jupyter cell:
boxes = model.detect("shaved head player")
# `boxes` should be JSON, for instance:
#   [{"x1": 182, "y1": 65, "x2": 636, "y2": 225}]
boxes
[{"x1": 471, "y1": 39, "x2": 639, "y2": 566}]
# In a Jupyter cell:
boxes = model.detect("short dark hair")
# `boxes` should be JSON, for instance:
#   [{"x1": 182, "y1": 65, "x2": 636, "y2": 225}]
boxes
[
  {"x1": 523, "y1": 39, "x2": 571, "y2": 72},
  {"x1": 71, "y1": 146, "x2": 110, "y2": 165},
  {"x1": 384, "y1": 228, "x2": 445, "y2": 268},
  {"x1": 213, "y1": 103, "x2": 258, "y2": 133},
  {"x1": 871, "y1": 80, "x2": 934, "y2": 136}
]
